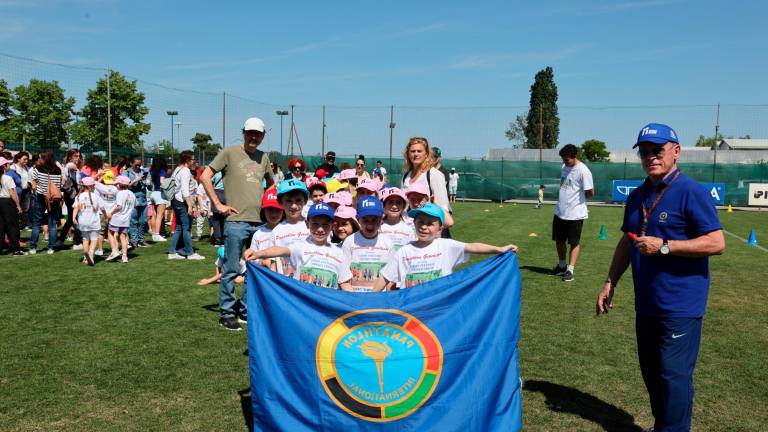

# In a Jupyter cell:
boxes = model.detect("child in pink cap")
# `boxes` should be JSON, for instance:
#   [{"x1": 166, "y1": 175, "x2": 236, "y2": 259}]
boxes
[
  {"x1": 355, "y1": 178, "x2": 379, "y2": 206},
  {"x1": 73, "y1": 176, "x2": 103, "y2": 265},
  {"x1": 379, "y1": 187, "x2": 415, "y2": 251},
  {"x1": 331, "y1": 205, "x2": 358, "y2": 246}
]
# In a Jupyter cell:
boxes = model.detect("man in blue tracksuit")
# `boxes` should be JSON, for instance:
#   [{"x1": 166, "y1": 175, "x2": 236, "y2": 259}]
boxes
[{"x1": 596, "y1": 123, "x2": 725, "y2": 432}]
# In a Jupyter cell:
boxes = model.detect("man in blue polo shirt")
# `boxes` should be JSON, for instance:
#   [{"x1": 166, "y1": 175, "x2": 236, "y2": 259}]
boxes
[{"x1": 596, "y1": 123, "x2": 725, "y2": 432}]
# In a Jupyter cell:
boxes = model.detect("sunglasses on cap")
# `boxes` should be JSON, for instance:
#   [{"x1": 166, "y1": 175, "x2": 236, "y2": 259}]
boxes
[{"x1": 637, "y1": 147, "x2": 667, "y2": 159}]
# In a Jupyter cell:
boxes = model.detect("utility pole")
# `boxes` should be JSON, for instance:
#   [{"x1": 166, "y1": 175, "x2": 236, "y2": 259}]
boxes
[
  {"x1": 106, "y1": 68, "x2": 112, "y2": 163},
  {"x1": 222, "y1": 92, "x2": 226, "y2": 148},
  {"x1": 538, "y1": 104, "x2": 544, "y2": 181},
  {"x1": 321, "y1": 105, "x2": 326, "y2": 156},
  {"x1": 389, "y1": 105, "x2": 395, "y2": 171},
  {"x1": 713, "y1": 102, "x2": 720, "y2": 182},
  {"x1": 288, "y1": 105, "x2": 295, "y2": 155}
]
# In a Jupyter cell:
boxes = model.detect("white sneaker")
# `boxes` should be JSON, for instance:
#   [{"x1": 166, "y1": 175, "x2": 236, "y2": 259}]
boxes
[
  {"x1": 105, "y1": 251, "x2": 120, "y2": 262},
  {"x1": 152, "y1": 234, "x2": 167, "y2": 242},
  {"x1": 187, "y1": 253, "x2": 205, "y2": 260},
  {"x1": 47, "y1": 249, "x2": 55, "y2": 255},
  {"x1": 94, "y1": 249, "x2": 104, "y2": 256},
  {"x1": 121, "y1": 255, "x2": 129, "y2": 263},
  {"x1": 72, "y1": 244, "x2": 84, "y2": 250},
  {"x1": 167, "y1": 253, "x2": 186, "y2": 260},
  {"x1": 29, "y1": 249, "x2": 37, "y2": 255}
]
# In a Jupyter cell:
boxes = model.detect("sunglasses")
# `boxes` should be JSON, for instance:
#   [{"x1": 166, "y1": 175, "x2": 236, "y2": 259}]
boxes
[
  {"x1": 637, "y1": 147, "x2": 666, "y2": 159},
  {"x1": 356, "y1": 163, "x2": 365, "y2": 167},
  {"x1": 293, "y1": 165, "x2": 303, "y2": 170}
]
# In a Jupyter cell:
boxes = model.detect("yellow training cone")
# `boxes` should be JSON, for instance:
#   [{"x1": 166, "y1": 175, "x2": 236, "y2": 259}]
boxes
[
  {"x1": 727, "y1": 204, "x2": 733, "y2": 212},
  {"x1": 528, "y1": 232, "x2": 538, "y2": 237}
]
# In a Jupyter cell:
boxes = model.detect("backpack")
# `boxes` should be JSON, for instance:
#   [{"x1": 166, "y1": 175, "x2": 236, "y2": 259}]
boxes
[
  {"x1": 61, "y1": 170, "x2": 78, "y2": 200},
  {"x1": 160, "y1": 168, "x2": 179, "y2": 201},
  {"x1": 46, "y1": 176, "x2": 63, "y2": 209}
]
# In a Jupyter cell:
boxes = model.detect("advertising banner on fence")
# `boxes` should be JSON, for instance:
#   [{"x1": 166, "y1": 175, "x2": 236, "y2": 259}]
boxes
[
  {"x1": 246, "y1": 252, "x2": 523, "y2": 432},
  {"x1": 612, "y1": 180, "x2": 725, "y2": 205},
  {"x1": 748, "y1": 183, "x2": 768, "y2": 206}
]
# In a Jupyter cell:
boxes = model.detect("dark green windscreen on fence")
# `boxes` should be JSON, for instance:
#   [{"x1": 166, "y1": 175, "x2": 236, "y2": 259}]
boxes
[{"x1": 6, "y1": 143, "x2": 767, "y2": 205}]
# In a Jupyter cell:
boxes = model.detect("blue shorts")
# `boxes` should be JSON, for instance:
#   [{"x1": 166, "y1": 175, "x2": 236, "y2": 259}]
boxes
[{"x1": 109, "y1": 224, "x2": 129, "y2": 234}]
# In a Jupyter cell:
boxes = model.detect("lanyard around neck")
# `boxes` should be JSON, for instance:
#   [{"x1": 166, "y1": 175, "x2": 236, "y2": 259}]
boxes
[{"x1": 640, "y1": 170, "x2": 681, "y2": 236}]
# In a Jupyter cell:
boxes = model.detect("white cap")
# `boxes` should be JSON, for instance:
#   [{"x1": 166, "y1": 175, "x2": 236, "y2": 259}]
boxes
[{"x1": 243, "y1": 117, "x2": 265, "y2": 132}]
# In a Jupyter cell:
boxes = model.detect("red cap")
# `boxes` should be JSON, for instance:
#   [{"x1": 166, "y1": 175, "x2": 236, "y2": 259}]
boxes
[
  {"x1": 315, "y1": 168, "x2": 328, "y2": 179},
  {"x1": 261, "y1": 186, "x2": 283, "y2": 210}
]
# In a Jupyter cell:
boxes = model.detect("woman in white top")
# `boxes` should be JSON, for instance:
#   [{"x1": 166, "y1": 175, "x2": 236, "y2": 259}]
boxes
[
  {"x1": 0, "y1": 156, "x2": 24, "y2": 255},
  {"x1": 401, "y1": 137, "x2": 453, "y2": 228},
  {"x1": 167, "y1": 151, "x2": 204, "y2": 260}
]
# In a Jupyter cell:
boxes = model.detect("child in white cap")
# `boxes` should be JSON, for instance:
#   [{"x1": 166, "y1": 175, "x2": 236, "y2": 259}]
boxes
[
  {"x1": 73, "y1": 176, "x2": 102, "y2": 265},
  {"x1": 105, "y1": 175, "x2": 135, "y2": 263}
]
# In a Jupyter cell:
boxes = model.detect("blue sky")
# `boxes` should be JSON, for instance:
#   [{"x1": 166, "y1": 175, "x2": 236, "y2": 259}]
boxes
[{"x1": 1, "y1": 0, "x2": 767, "y2": 157}]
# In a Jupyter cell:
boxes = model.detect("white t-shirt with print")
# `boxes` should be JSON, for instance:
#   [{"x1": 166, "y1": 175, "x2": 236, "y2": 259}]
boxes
[
  {"x1": 554, "y1": 161, "x2": 594, "y2": 221},
  {"x1": 341, "y1": 232, "x2": 394, "y2": 292},
  {"x1": 110, "y1": 189, "x2": 136, "y2": 227},
  {"x1": 288, "y1": 238, "x2": 352, "y2": 289},
  {"x1": 272, "y1": 220, "x2": 310, "y2": 276},
  {"x1": 379, "y1": 219, "x2": 415, "y2": 251},
  {"x1": 215, "y1": 257, "x2": 247, "y2": 275},
  {"x1": 95, "y1": 183, "x2": 118, "y2": 212},
  {"x1": 380, "y1": 238, "x2": 469, "y2": 288},
  {"x1": 75, "y1": 192, "x2": 103, "y2": 231}
]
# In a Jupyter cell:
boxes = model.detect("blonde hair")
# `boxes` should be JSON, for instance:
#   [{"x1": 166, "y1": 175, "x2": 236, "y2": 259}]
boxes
[{"x1": 403, "y1": 136, "x2": 434, "y2": 175}]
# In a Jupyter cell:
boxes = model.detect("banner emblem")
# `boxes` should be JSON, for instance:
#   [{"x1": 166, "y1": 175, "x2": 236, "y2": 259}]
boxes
[{"x1": 316, "y1": 309, "x2": 443, "y2": 422}]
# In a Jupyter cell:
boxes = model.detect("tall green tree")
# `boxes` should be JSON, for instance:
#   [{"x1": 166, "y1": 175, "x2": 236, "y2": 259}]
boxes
[
  {"x1": 504, "y1": 113, "x2": 528, "y2": 148},
  {"x1": 190, "y1": 132, "x2": 221, "y2": 164},
  {"x1": 523, "y1": 66, "x2": 559, "y2": 149},
  {"x1": 12, "y1": 79, "x2": 75, "y2": 151},
  {"x1": 578, "y1": 139, "x2": 610, "y2": 162},
  {"x1": 0, "y1": 79, "x2": 14, "y2": 142},
  {"x1": 71, "y1": 70, "x2": 150, "y2": 155}
]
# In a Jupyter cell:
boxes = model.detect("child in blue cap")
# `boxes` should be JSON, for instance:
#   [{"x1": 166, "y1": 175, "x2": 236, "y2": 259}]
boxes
[
  {"x1": 271, "y1": 179, "x2": 310, "y2": 276},
  {"x1": 340, "y1": 196, "x2": 394, "y2": 292},
  {"x1": 374, "y1": 203, "x2": 517, "y2": 291},
  {"x1": 197, "y1": 246, "x2": 246, "y2": 286},
  {"x1": 245, "y1": 202, "x2": 353, "y2": 290}
]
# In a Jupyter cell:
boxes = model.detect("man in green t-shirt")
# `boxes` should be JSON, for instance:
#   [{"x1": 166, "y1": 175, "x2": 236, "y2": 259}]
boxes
[{"x1": 200, "y1": 117, "x2": 274, "y2": 331}]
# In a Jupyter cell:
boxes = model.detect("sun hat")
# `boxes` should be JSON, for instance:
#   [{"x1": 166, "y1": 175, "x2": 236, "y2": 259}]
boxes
[
  {"x1": 407, "y1": 202, "x2": 445, "y2": 225},
  {"x1": 334, "y1": 205, "x2": 359, "y2": 229},
  {"x1": 405, "y1": 182, "x2": 430, "y2": 197},
  {"x1": 356, "y1": 196, "x2": 384, "y2": 218},
  {"x1": 101, "y1": 170, "x2": 115, "y2": 185},
  {"x1": 115, "y1": 175, "x2": 131, "y2": 185},
  {"x1": 633, "y1": 123, "x2": 679, "y2": 148},
  {"x1": 243, "y1": 117, "x2": 266, "y2": 132},
  {"x1": 276, "y1": 179, "x2": 309, "y2": 199},
  {"x1": 261, "y1": 186, "x2": 283, "y2": 210},
  {"x1": 379, "y1": 187, "x2": 407, "y2": 204},
  {"x1": 307, "y1": 202, "x2": 335, "y2": 219},
  {"x1": 338, "y1": 169, "x2": 357, "y2": 181},
  {"x1": 356, "y1": 178, "x2": 379, "y2": 192},
  {"x1": 81, "y1": 176, "x2": 95, "y2": 186}
]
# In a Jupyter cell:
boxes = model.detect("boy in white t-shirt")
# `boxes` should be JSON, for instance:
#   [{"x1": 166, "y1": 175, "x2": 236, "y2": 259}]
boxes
[
  {"x1": 374, "y1": 203, "x2": 517, "y2": 291},
  {"x1": 270, "y1": 179, "x2": 310, "y2": 276},
  {"x1": 94, "y1": 175, "x2": 118, "y2": 256},
  {"x1": 249, "y1": 186, "x2": 284, "y2": 273},
  {"x1": 379, "y1": 187, "x2": 415, "y2": 251},
  {"x1": 245, "y1": 202, "x2": 353, "y2": 290},
  {"x1": 106, "y1": 176, "x2": 136, "y2": 263},
  {"x1": 341, "y1": 196, "x2": 393, "y2": 292},
  {"x1": 72, "y1": 176, "x2": 102, "y2": 266}
]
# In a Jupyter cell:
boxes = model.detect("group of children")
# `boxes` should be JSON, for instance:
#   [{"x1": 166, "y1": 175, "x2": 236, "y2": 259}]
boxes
[{"x1": 230, "y1": 172, "x2": 518, "y2": 292}]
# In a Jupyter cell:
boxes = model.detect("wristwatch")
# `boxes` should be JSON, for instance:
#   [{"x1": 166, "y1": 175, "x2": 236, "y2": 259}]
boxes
[{"x1": 660, "y1": 239, "x2": 670, "y2": 255}]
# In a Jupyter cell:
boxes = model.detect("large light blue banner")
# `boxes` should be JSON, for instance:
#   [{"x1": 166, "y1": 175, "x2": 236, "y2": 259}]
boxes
[{"x1": 246, "y1": 251, "x2": 523, "y2": 431}]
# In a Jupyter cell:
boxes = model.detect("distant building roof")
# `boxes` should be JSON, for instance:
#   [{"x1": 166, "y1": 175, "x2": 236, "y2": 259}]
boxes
[{"x1": 718, "y1": 139, "x2": 768, "y2": 150}]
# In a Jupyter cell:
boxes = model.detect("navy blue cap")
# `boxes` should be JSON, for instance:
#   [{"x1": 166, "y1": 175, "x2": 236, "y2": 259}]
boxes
[
  {"x1": 634, "y1": 123, "x2": 679, "y2": 148},
  {"x1": 356, "y1": 196, "x2": 384, "y2": 218},
  {"x1": 307, "y1": 202, "x2": 335, "y2": 219}
]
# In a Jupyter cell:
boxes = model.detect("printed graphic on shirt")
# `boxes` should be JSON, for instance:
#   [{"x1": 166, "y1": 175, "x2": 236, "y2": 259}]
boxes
[
  {"x1": 298, "y1": 267, "x2": 337, "y2": 289},
  {"x1": 350, "y1": 262, "x2": 386, "y2": 292},
  {"x1": 405, "y1": 270, "x2": 442, "y2": 288}
]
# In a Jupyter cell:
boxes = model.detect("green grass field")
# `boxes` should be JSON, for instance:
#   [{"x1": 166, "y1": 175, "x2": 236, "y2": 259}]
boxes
[{"x1": 2, "y1": 203, "x2": 767, "y2": 431}]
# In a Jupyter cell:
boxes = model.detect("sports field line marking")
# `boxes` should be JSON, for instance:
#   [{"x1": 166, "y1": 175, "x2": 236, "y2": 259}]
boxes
[{"x1": 723, "y1": 230, "x2": 768, "y2": 253}]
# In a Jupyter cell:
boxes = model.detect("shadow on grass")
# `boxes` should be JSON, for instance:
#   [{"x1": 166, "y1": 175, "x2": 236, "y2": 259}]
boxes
[
  {"x1": 520, "y1": 265, "x2": 554, "y2": 275},
  {"x1": 523, "y1": 380, "x2": 642, "y2": 432},
  {"x1": 201, "y1": 303, "x2": 219, "y2": 313},
  {"x1": 238, "y1": 388, "x2": 253, "y2": 432}
]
